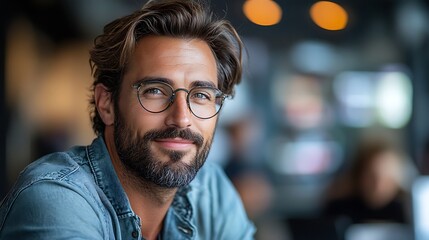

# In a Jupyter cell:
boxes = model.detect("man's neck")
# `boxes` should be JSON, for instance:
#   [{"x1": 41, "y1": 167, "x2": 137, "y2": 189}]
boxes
[{"x1": 121, "y1": 171, "x2": 177, "y2": 240}]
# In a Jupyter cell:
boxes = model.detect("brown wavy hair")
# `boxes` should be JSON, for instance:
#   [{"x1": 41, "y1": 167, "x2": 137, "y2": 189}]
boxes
[{"x1": 89, "y1": 0, "x2": 243, "y2": 135}]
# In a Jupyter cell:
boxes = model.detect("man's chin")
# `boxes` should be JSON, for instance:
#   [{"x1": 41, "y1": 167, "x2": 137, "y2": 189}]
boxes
[{"x1": 152, "y1": 146, "x2": 195, "y2": 163}]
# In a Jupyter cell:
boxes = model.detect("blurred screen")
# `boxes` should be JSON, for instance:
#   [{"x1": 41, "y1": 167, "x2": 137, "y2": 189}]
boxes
[
  {"x1": 412, "y1": 176, "x2": 429, "y2": 240},
  {"x1": 333, "y1": 70, "x2": 412, "y2": 129}
]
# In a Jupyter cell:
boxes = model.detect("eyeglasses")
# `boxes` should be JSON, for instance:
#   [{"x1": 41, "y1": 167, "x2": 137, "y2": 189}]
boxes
[{"x1": 132, "y1": 80, "x2": 228, "y2": 119}]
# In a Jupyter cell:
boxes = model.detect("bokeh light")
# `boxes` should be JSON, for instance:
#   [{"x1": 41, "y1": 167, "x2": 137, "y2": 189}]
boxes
[
  {"x1": 376, "y1": 72, "x2": 412, "y2": 129},
  {"x1": 243, "y1": 0, "x2": 282, "y2": 26},
  {"x1": 310, "y1": 1, "x2": 348, "y2": 30}
]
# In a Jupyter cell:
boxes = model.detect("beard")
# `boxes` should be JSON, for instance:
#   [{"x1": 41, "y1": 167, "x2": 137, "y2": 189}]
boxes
[{"x1": 113, "y1": 113, "x2": 212, "y2": 188}]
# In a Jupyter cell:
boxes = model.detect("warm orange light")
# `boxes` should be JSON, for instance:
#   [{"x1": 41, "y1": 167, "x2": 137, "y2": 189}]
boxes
[
  {"x1": 243, "y1": 0, "x2": 282, "y2": 26},
  {"x1": 310, "y1": 1, "x2": 348, "y2": 31}
]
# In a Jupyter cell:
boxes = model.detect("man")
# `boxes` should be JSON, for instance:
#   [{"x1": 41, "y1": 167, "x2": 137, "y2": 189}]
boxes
[{"x1": 0, "y1": 0, "x2": 255, "y2": 239}]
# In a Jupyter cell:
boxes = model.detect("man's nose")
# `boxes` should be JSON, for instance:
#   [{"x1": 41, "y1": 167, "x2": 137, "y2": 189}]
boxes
[{"x1": 164, "y1": 91, "x2": 192, "y2": 128}]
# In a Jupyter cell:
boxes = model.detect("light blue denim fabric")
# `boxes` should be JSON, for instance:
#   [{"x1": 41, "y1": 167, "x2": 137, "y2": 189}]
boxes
[{"x1": 0, "y1": 137, "x2": 255, "y2": 239}]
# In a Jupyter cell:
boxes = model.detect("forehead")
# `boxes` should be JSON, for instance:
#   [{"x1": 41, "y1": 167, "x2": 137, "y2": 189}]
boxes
[{"x1": 124, "y1": 35, "x2": 218, "y2": 88}]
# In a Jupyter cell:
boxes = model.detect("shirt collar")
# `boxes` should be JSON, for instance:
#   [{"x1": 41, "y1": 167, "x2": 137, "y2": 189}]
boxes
[{"x1": 86, "y1": 136, "x2": 134, "y2": 217}]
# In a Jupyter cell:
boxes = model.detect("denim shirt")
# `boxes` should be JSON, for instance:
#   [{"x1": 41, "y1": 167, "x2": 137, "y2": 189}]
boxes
[{"x1": 0, "y1": 137, "x2": 255, "y2": 239}]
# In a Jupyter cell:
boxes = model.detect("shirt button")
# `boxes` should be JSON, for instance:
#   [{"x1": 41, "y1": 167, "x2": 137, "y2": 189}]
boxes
[
  {"x1": 178, "y1": 226, "x2": 191, "y2": 234},
  {"x1": 131, "y1": 231, "x2": 138, "y2": 238}
]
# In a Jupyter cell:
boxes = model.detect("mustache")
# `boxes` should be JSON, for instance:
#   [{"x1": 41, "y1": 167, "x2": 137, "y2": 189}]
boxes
[{"x1": 143, "y1": 127, "x2": 204, "y2": 147}]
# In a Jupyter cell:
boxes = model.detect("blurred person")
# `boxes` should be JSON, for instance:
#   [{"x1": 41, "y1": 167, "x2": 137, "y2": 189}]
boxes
[
  {"x1": 323, "y1": 135, "x2": 409, "y2": 225},
  {"x1": 0, "y1": 0, "x2": 255, "y2": 239}
]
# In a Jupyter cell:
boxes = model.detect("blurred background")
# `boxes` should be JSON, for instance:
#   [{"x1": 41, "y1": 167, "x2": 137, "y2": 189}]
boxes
[{"x1": 2, "y1": 0, "x2": 429, "y2": 239}]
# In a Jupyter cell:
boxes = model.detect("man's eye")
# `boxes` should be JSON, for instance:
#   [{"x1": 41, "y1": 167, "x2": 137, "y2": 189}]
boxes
[
  {"x1": 193, "y1": 92, "x2": 211, "y2": 100},
  {"x1": 141, "y1": 87, "x2": 169, "y2": 98},
  {"x1": 144, "y1": 88, "x2": 163, "y2": 95},
  {"x1": 190, "y1": 89, "x2": 216, "y2": 102}
]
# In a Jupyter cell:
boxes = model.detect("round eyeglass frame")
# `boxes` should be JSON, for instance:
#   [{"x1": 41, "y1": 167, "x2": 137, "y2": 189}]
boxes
[{"x1": 132, "y1": 81, "x2": 229, "y2": 119}]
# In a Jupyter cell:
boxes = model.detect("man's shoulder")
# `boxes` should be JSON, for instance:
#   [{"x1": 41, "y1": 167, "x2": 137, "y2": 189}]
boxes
[
  {"x1": 0, "y1": 147, "x2": 108, "y2": 238},
  {"x1": 186, "y1": 161, "x2": 257, "y2": 239},
  {"x1": 18, "y1": 146, "x2": 89, "y2": 184},
  {"x1": 192, "y1": 161, "x2": 226, "y2": 186},
  {"x1": 0, "y1": 145, "x2": 104, "y2": 232},
  {"x1": 1, "y1": 145, "x2": 95, "y2": 208},
  {"x1": 188, "y1": 160, "x2": 234, "y2": 196}
]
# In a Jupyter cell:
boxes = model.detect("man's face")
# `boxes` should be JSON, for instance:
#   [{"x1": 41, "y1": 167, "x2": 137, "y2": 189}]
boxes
[{"x1": 113, "y1": 36, "x2": 219, "y2": 188}]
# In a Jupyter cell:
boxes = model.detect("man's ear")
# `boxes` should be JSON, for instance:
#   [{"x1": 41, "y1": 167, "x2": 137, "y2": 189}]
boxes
[{"x1": 94, "y1": 84, "x2": 115, "y2": 126}]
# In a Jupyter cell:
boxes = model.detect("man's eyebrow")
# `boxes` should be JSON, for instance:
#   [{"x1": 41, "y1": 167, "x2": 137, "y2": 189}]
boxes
[
  {"x1": 136, "y1": 77, "x2": 173, "y2": 85},
  {"x1": 190, "y1": 80, "x2": 217, "y2": 89},
  {"x1": 135, "y1": 77, "x2": 217, "y2": 89}
]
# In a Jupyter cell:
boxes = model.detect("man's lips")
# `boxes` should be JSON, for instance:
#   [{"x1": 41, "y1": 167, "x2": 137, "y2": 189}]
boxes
[{"x1": 154, "y1": 138, "x2": 195, "y2": 150}]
